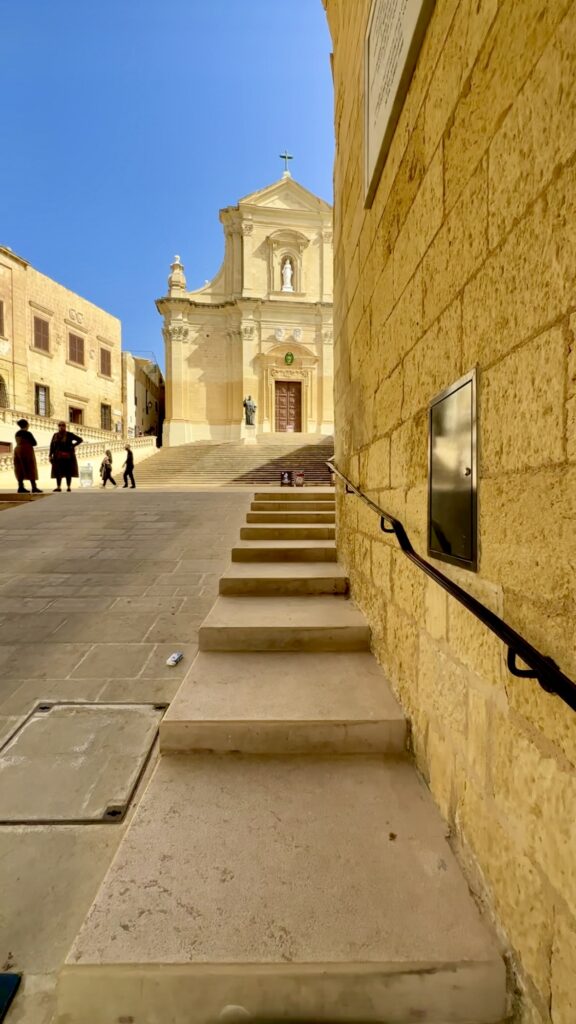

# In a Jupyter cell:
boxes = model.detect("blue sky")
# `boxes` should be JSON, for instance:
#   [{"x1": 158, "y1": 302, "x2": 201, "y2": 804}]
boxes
[{"x1": 1, "y1": 0, "x2": 334, "y2": 370}]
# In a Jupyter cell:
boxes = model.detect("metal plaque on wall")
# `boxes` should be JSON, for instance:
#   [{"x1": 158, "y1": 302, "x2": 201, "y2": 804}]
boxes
[
  {"x1": 364, "y1": 0, "x2": 435, "y2": 207},
  {"x1": 428, "y1": 370, "x2": 477, "y2": 571}
]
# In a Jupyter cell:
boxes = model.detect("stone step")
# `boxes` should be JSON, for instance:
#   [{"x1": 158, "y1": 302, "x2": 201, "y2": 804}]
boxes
[
  {"x1": 0, "y1": 491, "x2": 45, "y2": 501},
  {"x1": 254, "y1": 490, "x2": 334, "y2": 502},
  {"x1": 240, "y1": 524, "x2": 336, "y2": 541},
  {"x1": 199, "y1": 596, "x2": 370, "y2": 651},
  {"x1": 251, "y1": 500, "x2": 336, "y2": 512},
  {"x1": 232, "y1": 540, "x2": 337, "y2": 562},
  {"x1": 161, "y1": 651, "x2": 406, "y2": 754},
  {"x1": 56, "y1": 754, "x2": 506, "y2": 1024},
  {"x1": 246, "y1": 510, "x2": 335, "y2": 523},
  {"x1": 219, "y1": 562, "x2": 348, "y2": 596}
]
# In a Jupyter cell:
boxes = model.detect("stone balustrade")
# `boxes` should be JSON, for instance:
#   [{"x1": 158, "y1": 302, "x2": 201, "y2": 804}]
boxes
[
  {"x1": 0, "y1": 408, "x2": 118, "y2": 444},
  {"x1": 0, "y1": 435, "x2": 156, "y2": 472}
]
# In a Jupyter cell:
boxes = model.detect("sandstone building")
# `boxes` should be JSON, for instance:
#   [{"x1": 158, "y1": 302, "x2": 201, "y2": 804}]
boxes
[
  {"x1": 0, "y1": 245, "x2": 123, "y2": 446},
  {"x1": 157, "y1": 172, "x2": 333, "y2": 446},
  {"x1": 122, "y1": 353, "x2": 165, "y2": 439},
  {"x1": 323, "y1": 2, "x2": 576, "y2": 1022}
]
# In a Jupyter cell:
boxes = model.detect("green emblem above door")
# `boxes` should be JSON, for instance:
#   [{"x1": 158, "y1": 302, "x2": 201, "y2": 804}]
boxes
[{"x1": 284, "y1": 352, "x2": 294, "y2": 365}]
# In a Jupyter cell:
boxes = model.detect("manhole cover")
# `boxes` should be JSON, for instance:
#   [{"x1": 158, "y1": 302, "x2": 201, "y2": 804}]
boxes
[{"x1": 0, "y1": 703, "x2": 165, "y2": 824}]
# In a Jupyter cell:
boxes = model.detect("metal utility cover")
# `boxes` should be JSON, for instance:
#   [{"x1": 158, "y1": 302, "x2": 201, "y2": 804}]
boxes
[{"x1": 0, "y1": 703, "x2": 164, "y2": 824}]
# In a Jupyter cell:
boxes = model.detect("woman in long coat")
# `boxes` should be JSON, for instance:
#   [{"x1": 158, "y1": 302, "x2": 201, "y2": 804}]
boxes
[
  {"x1": 49, "y1": 421, "x2": 83, "y2": 492},
  {"x1": 13, "y1": 418, "x2": 42, "y2": 494}
]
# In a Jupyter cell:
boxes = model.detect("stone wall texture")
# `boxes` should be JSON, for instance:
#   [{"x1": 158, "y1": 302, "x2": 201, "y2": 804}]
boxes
[
  {"x1": 323, "y1": 2, "x2": 576, "y2": 1021},
  {"x1": 0, "y1": 246, "x2": 123, "y2": 434}
]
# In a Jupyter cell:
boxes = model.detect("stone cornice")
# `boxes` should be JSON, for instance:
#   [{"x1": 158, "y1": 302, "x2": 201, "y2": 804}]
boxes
[{"x1": 0, "y1": 246, "x2": 29, "y2": 268}]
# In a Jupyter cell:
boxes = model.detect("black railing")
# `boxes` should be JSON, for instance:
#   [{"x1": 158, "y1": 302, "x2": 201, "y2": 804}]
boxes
[{"x1": 327, "y1": 462, "x2": 576, "y2": 713}]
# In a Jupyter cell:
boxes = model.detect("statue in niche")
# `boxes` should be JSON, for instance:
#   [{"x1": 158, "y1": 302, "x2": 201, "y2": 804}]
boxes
[
  {"x1": 243, "y1": 395, "x2": 256, "y2": 425},
  {"x1": 281, "y1": 257, "x2": 294, "y2": 292}
]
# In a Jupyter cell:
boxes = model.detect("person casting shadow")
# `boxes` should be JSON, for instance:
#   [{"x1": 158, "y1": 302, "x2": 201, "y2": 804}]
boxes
[
  {"x1": 49, "y1": 421, "x2": 83, "y2": 492},
  {"x1": 13, "y1": 418, "x2": 42, "y2": 494}
]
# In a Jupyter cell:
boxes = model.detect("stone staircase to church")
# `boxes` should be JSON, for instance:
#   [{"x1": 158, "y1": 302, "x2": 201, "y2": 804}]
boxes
[
  {"x1": 55, "y1": 490, "x2": 507, "y2": 1024},
  {"x1": 135, "y1": 436, "x2": 334, "y2": 486}
]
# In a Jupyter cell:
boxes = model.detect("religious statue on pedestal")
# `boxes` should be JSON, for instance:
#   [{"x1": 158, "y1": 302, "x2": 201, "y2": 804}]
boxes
[
  {"x1": 243, "y1": 395, "x2": 256, "y2": 425},
  {"x1": 281, "y1": 258, "x2": 294, "y2": 292}
]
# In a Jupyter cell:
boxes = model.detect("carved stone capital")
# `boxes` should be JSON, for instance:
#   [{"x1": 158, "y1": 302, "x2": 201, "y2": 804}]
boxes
[
  {"x1": 241, "y1": 221, "x2": 254, "y2": 236},
  {"x1": 166, "y1": 323, "x2": 189, "y2": 342}
]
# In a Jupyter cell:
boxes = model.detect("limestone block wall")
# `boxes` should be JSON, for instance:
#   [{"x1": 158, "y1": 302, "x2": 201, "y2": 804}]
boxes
[{"x1": 324, "y1": 2, "x2": 576, "y2": 1021}]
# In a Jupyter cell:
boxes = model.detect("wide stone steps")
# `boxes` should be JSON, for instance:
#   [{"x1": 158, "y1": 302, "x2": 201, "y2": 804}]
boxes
[
  {"x1": 57, "y1": 755, "x2": 506, "y2": 1024},
  {"x1": 246, "y1": 510, "x2": 335, "y2": 522},
  {"x1": 55, "y1": 486, "x2": 506, "y2": 1024},
  {"x1": 240, "y1": 523, "x2": 336, "y2": 540},
  {"x1": 135, "y1": 440, "x2": 334, "y2": 486},
  {"x1": 160, "y1": 651, "x2": 406, "y2": 754},
  {"x1": 250, "y1": 499, "x2": 334, "y2": 511},
  {"x1": 254, "y1": 490, "x2": 334, "y2": 502},
  {"x1": 199, "y1": 595, "x2": 370, "y2": 652},
  {"x1": 232, "y1": 539, "x2": 338, "y2": 562},
  {"x1": 219, "y1": 561, "x2": 348, "y2": 596}
]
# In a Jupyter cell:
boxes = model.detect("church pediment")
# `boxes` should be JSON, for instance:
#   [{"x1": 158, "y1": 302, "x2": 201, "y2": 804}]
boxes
[{"x1": 238, "y1": 176, "x2": 331, "y2": 214}]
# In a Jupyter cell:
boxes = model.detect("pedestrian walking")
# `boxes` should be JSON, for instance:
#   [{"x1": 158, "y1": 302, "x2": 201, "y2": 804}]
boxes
[
  {"x1": 13, "y1": 418, "x2": 42, "y2": 493},
  {"x1": 122, "y1": 444, "x2": 136, "y2": 488},
  {"x1": 100, "y1": 450, "x2": 117, "y2": 488},
  {"x1": 49, "y1": 421, "x2": 83, "y2": 492}
]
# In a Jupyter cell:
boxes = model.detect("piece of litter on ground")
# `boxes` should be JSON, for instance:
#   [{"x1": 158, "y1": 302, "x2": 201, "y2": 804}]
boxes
[{"x1": 166, "y1": 651, "x2": 184, "y2": 666}]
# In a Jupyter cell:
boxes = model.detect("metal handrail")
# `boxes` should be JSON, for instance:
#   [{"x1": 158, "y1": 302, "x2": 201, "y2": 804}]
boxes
[{"x1": 327, "y1": 461, "x2": 576, "y2": 713}]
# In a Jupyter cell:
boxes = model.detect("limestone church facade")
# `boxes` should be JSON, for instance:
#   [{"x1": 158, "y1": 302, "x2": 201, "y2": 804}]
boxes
[{"x1": 157, "y1": 173, "x2": 333, "y2": 446}]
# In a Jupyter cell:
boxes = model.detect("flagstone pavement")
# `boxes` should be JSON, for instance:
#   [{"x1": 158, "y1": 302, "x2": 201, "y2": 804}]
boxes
[{"x1": 0, "y1": 487, "x2": 252, "y2": 1023}]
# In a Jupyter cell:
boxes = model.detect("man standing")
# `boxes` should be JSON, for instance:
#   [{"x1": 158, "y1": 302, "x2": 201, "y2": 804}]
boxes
[{"x1": 122, "y1": 444, "x2": 136, "y2": 488}]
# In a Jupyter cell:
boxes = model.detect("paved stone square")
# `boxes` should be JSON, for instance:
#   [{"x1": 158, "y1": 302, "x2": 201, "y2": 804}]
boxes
[{"x1": 0, "y1": 487, "x2": 251, "y2": 1023}]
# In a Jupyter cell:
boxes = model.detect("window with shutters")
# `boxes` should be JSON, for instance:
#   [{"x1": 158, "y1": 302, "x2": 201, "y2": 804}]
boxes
[
  {"x1": 33, "y1": 317, "x2": 50, "y2": 352},
  {"x1": 0, "y1": 301, "x2": 5, "y2": 337},
  {"x1": 0, "y1": 375, "x2": 8, "y2": 408},
  {"x1": 100, "y1": 403, "x2": 112, "y2": 430},
  {"x1": 100, "y1": 347, "x2": 112, "y2": 377},
  {"x1": 69, "y1": 406, "x2": 83, "y2": 424},
  {"x1": 68, "y1": 333, "x2": 85, "y2": 365},
  {"x1": 35, "y1": 384, "x2": 50, "y2": 416}
]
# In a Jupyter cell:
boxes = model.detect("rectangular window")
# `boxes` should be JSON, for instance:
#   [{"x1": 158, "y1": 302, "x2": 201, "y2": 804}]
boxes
[
  {"x1": 68, "y1": 333, "x2": 85, "y2": 365},
  {"x1": 35, "y1": 384, "x2": 50, "y2": 416},
  {"x1": 100, "y1": 347, "x2": 112, "y2": 377},
  {"x1": 0, "y1": 300, "x2": 5, "y2": 337},
  {"x1": 100, "y1": 403, "x2": 112, "y2": 431},
  {"x1": 33, "y1": 317, "x2": 50, "y2": 352},
  {"x1": 69, "y1": 406, "x2": 83, "y2": 425}
]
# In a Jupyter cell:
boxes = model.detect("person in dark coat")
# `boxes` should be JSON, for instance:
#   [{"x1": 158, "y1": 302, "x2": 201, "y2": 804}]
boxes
[
  {"x1": 13, "y1": 418, "x2": 42, "y2": 494},
  {"x1": 100, "y1": 449, "x2": 117, "y2": 488},
  {"x1": 122, "y1": 444, "x2": 135, "y2": 488},
  {"x1": 49, "y1": 421, "x2": 83, "y2": 492}
]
